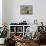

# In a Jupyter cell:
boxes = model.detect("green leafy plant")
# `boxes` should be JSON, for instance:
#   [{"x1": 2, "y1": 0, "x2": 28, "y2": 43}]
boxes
[{"x1": 0, "y1": 23, "x2": 9, "y2": 38}]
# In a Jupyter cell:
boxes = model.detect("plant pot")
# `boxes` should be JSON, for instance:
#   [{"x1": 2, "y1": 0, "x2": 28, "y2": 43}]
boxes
[{"x1": 0, "y1": 38, "x2": 5, "y2": 44}]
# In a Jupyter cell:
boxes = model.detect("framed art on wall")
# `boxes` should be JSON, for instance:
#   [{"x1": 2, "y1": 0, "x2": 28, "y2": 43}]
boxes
[{"x1": 20, "y1": 5, "x2": 33, "y2": 15}]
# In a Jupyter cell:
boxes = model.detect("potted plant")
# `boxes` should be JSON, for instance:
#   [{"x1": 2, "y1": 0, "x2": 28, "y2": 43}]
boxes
[{"x1": 0, "y1": 23, "x2": 9, "y2": 44}]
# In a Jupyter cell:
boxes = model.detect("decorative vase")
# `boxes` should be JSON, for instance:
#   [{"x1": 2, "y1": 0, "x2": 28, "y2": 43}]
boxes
[{"x1": 0, "y1": 38, "x2": 5, "y2": 44}]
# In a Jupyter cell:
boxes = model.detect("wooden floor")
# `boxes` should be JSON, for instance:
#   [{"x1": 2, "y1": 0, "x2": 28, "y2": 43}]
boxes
[
  {"x1": 0, "y1": 44, "x2": 46, "y2": 46},
  {"x1": 0, "y1": 44, "x2": 4, "y2": 46},
  {"x1": 40, "y1": 45, "x2": 46, "y2": 46},
  {"x1": 31, "y1": 40, "x2": 46, "y2": 46}
]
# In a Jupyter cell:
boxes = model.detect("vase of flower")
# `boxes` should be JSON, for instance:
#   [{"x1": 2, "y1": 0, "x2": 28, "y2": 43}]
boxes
[{"x1": 0, "y1": 22, "x2": 9, "y2": 44}]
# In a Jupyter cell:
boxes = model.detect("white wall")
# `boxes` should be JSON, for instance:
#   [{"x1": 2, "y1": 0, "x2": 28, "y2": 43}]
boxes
[
  {"x1": 39, "y1": 0, "x2": 46, "y2": 26},
  {"x1": 0, "y1": 0, "x2": 2, "y2": 27},
  {"x1": 2, "y1": 0, "x2": 8, "y2": 24},
  {"x1": 6, "y1": 0, "x2": 39, "y2": 24},
  {"x1": 2, "y1": 0, "x2": 46, "y2": 26}
]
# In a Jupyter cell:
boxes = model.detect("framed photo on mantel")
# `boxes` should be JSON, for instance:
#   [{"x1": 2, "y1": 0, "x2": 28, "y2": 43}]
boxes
[{"x1": 20, "y1": 5, "x2": 33, "y2": 15}]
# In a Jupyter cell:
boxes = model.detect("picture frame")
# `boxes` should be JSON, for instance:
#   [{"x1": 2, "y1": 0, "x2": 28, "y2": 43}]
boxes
[{"x1": 20, "y1": 5, "x2": 33, "y2": 15}]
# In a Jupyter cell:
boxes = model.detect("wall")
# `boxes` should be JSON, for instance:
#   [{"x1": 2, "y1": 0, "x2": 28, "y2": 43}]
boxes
[
  {"x1": 8, "y1": 0, "x2": 39, "y2": 25},
  {"x1": 2, "y1": 0, "x2": 8, "y2": 25},
  {"x1": 0, "y1": 0, "x2": 2, "y2": 27},
  {"x1": 39, "y1": 0, "x2": 46, "y2": 26},
  {"x1": 2, "y1": 0, "x2": 46, "y2": 26}
]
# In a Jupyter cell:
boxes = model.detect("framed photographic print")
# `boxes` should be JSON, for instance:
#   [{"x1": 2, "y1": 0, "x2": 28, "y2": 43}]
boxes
[{"x1": 20, "y1": 5, "x2": 33, "y2": 15}]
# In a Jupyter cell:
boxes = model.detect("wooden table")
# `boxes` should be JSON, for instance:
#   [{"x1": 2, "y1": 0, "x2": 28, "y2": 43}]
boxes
[
  {"x1": 15, "y1": 40, "x2": 39, "y2": 46},
  {"x1": 12, "y1": 39, "x2": 32, "y2": 46},
  {"x1": 12, "y1": 36, "x2": 39, "y2": 46}
]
